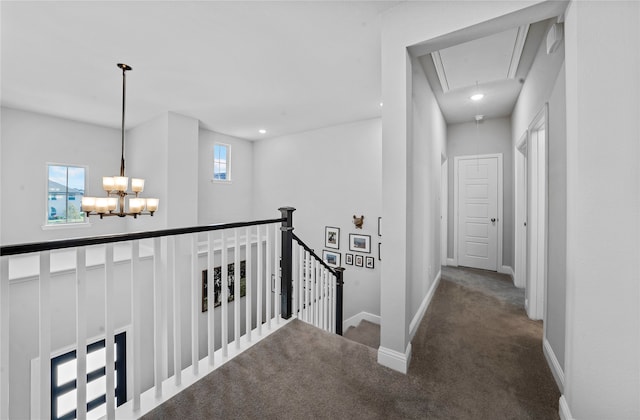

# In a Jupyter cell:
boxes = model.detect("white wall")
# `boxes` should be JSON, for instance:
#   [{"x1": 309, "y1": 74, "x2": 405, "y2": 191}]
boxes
[
  {"x1": 563, "y1": 1, "x2": 640, "y2": 418},
  {"x1": 253, "y1": 119, "x2": 382, "y2": 324},
  {"x1": 198, "y1": 129, "x2": 253, "y2": 224},
  {"x1": 510, "y1": 18, "x2": 566, "y2": 380},
  {"x1": 0, "y1": 108, "x2": 128, "y2": 245},
  {"x1": 379, "y1": 0, "x2": 541, "y2": 371},
  {"x1": 446, "y1": 117, "x2": 513, "y2": 268},
  {"x1": 408, "y1": 56, "x2": 446, "y2": 329}
]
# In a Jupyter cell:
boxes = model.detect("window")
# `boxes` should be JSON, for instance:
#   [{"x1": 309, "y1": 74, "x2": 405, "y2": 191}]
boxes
[
  {"x1": 47, "y1": 164, "x2": 86, "y2": 224},
  {"x1": 213, "y1": 144, "x2": 231, "y2": 181},
  {"x1": 51, "y1": 332, "x2": 127, "y2": 420}
]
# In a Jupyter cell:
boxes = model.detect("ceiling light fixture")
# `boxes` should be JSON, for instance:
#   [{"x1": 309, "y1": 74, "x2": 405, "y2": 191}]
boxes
[
  {"x1": 470, "y1": 93, "x2": 484, "y2": 101},
  {"x1": 81, "y1": 64, "x2": 159, "y2": 219},
  {"x1": 259, "y1": 129, "x2": 267, "y2": 134}
]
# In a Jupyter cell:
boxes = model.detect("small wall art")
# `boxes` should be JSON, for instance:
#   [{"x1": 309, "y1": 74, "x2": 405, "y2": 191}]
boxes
[
  {"x1": 353, "y1": 215, "x2": 364, "y2": 229},
  {"x1": 325, "y1": 226, "x2": 340, "y2": 249},
  {"x1": 349, "y1": 233, "x2": 371, "y2": 253},
  {"x1": 202, "y1": 260, "x2": 246, "y2": 312},
  {"x1": 322, "y1": 250, "x2": 341, "y2": 268},
  {"x1": 345, "y1": 253, "x2": 354, "y2": 265},
  {"x1": 366, "y1": 256, "x2": 375, "y2": 269},
  {"x1": 355, "y1": 254, "x2": 364, "y2": 267}
]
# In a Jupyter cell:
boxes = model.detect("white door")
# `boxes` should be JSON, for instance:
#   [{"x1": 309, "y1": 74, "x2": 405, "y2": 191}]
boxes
[{"x1": 457, "y1": 157, "x2": 499, "y2": 271}]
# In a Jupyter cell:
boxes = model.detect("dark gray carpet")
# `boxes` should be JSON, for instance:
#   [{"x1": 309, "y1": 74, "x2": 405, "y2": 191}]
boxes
[
  {"x1": 344, "y1": 320, "x2": 380, "y2": 350},
  {"x1": 143, "y1": 268, "x2": 559, "y2": 419}
]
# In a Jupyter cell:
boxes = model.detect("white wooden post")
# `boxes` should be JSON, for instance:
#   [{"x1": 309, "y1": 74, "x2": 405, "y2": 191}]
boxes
[
  {"x1": 265, "y1": 226, "x2": 272, "y2": 329},
  {"x1": 207, "y1": 232, "x2": 215, "y2": 366},
  {"x1": 221, "y1": 230, "x2": 228, "y2": 357},
  {"x1": 76, "y1": 248, "x2": 87, "y2": 420},
  {"x1": 0, "y1": 257, "x2": 8, "y2": 420},
  {"x1": 245, "y1": 227, "x2": 252, "y2": 343},
  {"x1": 274, "y1": 223, "x2": 280, "y2": 324},
  {"x1": 234, "y1": 229, "x2": 240, "y2": 350},
  {"x1": 257, "y1": 226, "x2": 263, "y2": 336},
  {"x1": 104, "y1": 244, "x2": 116, "y2": 419},
  {"x1": 191, "y1": 235, "x2": 199, "y2": 375},
  {"x1": 39, "y1": 251, "x2": 51, "y2": 420},
  {"x1": 129, "y1": 241, "x2": 140, "y2": 414},
  {"x1": 169, "y1": 237, "x2": 181, "y2": 386},
  {"x1": 153, "y1": 237, "x2": 165, "y2": 397}
]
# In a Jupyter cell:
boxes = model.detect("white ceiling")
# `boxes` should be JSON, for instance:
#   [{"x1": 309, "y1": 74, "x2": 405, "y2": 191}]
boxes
[
  {"x1": 1, "y1": 1, "x2": 398, "y2": 140},
  {"x1": 419, "y1": 19, "x2": 551, "y2": 124}
]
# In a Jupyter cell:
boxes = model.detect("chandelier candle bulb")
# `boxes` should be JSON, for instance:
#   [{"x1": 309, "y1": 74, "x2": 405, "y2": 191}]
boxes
[
  {"x1": 129, "y1": 198, "x2": 144, "y2": 214},
  {"x1": 96, "y1": 198, "x2": 109, "y2": 213},
  {"x1": 114, "y1": 176, "x2": 128, "y2": 192},
  {"x1": 102, "y1": 177, "x2": 115, "y2": 192},
  {"x1": 146, "y1": 198, "x2": 159, "y2": 212},
  {"x1": 81, "y1": 197, "x2": 96, "y2": 212},
  {"x1": 131, "y1": 178, "x2": 145, "y2": 193},
  {"x1": 107, "y1": 197, "x2": 118, "y2": 211}
]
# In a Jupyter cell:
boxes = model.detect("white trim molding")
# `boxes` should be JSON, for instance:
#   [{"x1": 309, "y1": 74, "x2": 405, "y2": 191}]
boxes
[
  {"x1": 377, "y1": 343, "x2": 412, "y2": 374},
  {"x1": 343, "y1": 311, "x2": 381, "y2": 332},
  {"x1": 409, "y1": 270, "x2": 441, "y2": 340},
  {"x1": 559, "y1": 395, "x2": 574, "y2": 420},
  {"x1": 543, "y1": 338, "x2": 565, "y2": 393},
  {"x1": 497, "y1": 265, "x2": 514, "y2": 281}
]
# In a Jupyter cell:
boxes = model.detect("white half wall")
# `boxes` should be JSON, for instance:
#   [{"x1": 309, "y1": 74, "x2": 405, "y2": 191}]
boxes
[{"x1": 252, "y1": 118, "x2": 382, "y2": 324}]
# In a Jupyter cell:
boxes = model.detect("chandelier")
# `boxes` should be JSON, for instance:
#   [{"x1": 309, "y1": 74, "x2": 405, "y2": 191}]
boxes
[{"x1": 81, "y1": 64, "x2": 159, "y2": 219}]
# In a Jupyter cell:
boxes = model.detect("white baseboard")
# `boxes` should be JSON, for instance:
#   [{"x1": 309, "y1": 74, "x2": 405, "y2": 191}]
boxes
[
  {"x1": 377, "y1": 342, "x2": 412, "y2": 374},
  {"x1": 497, "y1": 265, "x2": 514, "y2": 278},
  {"x1": 559, "y1": 395, "x2": 573, "y2": 420},
  {"x1": 446, "y1": 258, "x2": 457, "y2": 267},
  {"x1": 343, "y1": 311, "x2": 381, "y2": 331},
  {"x1": 409, "y1": 270, "x2": 441, "y2": 340},
  {"x1": 543, "y1": 338, "x2": 565, "y2": 393}
]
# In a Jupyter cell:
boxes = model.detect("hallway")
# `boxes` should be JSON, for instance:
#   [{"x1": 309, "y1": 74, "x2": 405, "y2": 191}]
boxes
[{"x1": 143, "y1": 266, "x2": 559, "y2": 419}]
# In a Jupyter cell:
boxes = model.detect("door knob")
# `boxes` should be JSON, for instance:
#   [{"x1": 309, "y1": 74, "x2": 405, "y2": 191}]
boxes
[{"x1": 491, "y1": 218, "x2": 496, "y2": 223}]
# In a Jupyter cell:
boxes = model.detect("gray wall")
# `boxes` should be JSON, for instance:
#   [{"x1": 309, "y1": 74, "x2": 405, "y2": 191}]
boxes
[{"x1": 446, "y1": 117, "x2": 513, "y2": 268}]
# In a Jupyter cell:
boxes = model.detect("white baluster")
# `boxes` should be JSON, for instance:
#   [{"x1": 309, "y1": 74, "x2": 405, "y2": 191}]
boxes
[
  {"x1": 311, "y1": 257, "x2": 316, "y2": 327},
  {"x1": 324, "y1": 269, "x2": 329, "y2": 331},
  {"x1": 221, "y1": 230, "x2": 228, "y2": 357},
  {"x1": 234, "y1": 229, "x2": 240, "y2": 350},
  {"x1": 0, "y1": 257, "x2": 8, "y2": 420},
  {"x1": 169, "y1": 237, "x2": 181, "y2": 386},
  {"x1": 129, "y1": 241, "x2": 140, "y2": 414},
  {"x1": 305, "y1": 251, "x2": 310, "y2": 323},
  {"x1": 153, "y1": 237, "x2": 165, "y2": 396},
  {"x1": 298, "y1": 246, "x2": 304, "y2": 319},
  {"x1": 266, "y1": 225, "x2": 271, "y2": 329},
  {"x1": 330, "y1": 274, "x2": 336, "y2": 334},
  {"x1": 39, "y1": 251, "x2": 51, "y2": 420},
  {"x1": 257, "y1": 226, "x2": 263, "y2": 336},
  {"x1": 245, "y1": 226, "x2": 252, "y2": 343},
  {"x1": 191, "y1": 235, "x2": 199, "y2": 375},
  {"x1": 76, "y1": 248, "x2": 87, "y2": 420},
  {"x1": 104, "y1": 244, "x2": 115, "y2": 419},
  {"x1": 207, "y1": 232, "x2": 215, "y2": 366},
  {"x1": 274, "y1": 223, "x2": 280, "y2": 323},
  {"x1": 315, "y1": 260, "x2": 321, "y2": 328}
]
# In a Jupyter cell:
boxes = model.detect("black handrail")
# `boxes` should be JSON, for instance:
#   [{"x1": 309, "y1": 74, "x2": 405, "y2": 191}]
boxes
[
  {"x1": 0, "y1": 217, "x2": 286, "y2": 256},
  {"x1": 292, "y1": 233, "x2": 337, "y2": 275}
]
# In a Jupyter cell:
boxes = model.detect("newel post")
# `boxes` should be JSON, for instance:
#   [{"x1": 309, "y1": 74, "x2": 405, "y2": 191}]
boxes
[
  {"x1": 334, "y1": 267, "x2": 345, "y2": 335},
  {"x1": 279, "y1": 207, "x2": 295, "y2": 319}
]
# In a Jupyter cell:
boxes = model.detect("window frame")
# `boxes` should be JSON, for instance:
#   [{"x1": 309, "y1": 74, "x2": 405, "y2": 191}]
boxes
[
  {"x1": 50, "y1": 331, "x2": 127, "y2": 420},
  {"x1": 45, "y1": 163, "x2": 88, "y2": 226},
  {"x1": 212, "y1": 143, "x2": 232, "y2": 182}
]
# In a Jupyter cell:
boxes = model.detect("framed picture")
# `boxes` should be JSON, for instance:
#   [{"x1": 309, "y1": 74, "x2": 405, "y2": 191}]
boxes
[
  {"x1": 325, "y1": 226, "x2": 340, "y2": 249},
  {"x1": 202, "y1": 260, "x2": 247, "y2": 312},
  {"x1": 345, "y1": 253, "x2": 354, "y2": 265},
  {"x1": 355, "y1": 254, "x2": 364, "y2": 267},
  {"x1": 366, "y1": 256, "x2": 375, "y2": 269},
  {"x1": 378, "y1": 217, "x2": 382, "y2": 237},
  {"x1": 349, "y1": 233, "x2": 371, "y2": 253},
  {"x1": 322, "y1": 250, "x2": 341, "y2": 268}
]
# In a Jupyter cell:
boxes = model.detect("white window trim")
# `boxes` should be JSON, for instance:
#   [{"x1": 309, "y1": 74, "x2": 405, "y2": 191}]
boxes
[
  {"x1": 212, "y1": 143, "x2": 232, "y2": 182},
  {"x1": 45, "y1": 163, "x2": 89, "y2": 227}
]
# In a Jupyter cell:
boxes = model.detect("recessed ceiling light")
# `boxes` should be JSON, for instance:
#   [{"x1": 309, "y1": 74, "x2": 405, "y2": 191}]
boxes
[
  {"x1": 379, "y1": 102, "x2": 384, "y2": 107},
  {"x1": 258, "y1": 129, "x2": 267, "y2": 134},
  {"x1": 470, "y1": 93, "x2": 484, "y2": 101}
]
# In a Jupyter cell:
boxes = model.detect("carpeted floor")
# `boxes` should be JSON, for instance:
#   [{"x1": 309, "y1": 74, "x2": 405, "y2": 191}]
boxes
[
  {"x1": 344, "y1": 320, "x2": 380, "y2": 349},
  {"x1": 143, "y1": 267, "x2": 559, "y2": 419}
]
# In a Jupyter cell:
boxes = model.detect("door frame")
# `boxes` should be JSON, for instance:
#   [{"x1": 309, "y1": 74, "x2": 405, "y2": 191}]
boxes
[
  {"x1": 514, "y1": 132, "x2": 528, "y2": 288},
  {"x1": 526, "y1": 104, "x2": 548, "y2": 321},
  {"x1": 441, "y1": 157, "x2": 448, "y2": 266},
  {"x1": 453, "y1": 153, "x2": 503, "y2": 271}
]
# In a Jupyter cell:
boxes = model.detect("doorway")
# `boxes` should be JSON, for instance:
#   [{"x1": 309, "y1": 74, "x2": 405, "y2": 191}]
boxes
[{"x1": 453, "y1": 154, "x2": 503, "y2": 271}]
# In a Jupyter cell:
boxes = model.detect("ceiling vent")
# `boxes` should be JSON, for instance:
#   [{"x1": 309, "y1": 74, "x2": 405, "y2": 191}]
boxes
[{"x1": 546, "y1": 23, "x2": 564, "y2": 54}]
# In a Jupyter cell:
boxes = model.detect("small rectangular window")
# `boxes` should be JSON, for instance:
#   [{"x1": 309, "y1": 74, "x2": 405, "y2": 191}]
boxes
[
  {"x1": 47, "y1": 164, "x2": 86, "y2": 225},
  {"x1": 213, "y1": 144, "x2": 231, "y2": 181},
  {"x1": 51, "y1": 332, "x2": 127, "y2": 420}
]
